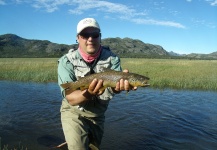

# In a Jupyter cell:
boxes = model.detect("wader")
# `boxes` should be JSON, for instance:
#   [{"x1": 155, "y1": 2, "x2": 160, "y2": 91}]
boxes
[{"x1": 58, "y1": 47, "x2": 121, "y2": 150}]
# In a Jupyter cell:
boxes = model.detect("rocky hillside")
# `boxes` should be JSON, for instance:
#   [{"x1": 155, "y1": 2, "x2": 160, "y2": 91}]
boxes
[
  {"x1": 0, "y1": 34, "x2": 216, "y2": 59},
  {"x1": 186, "y1": 52, "x2": 217, "y2": 60},
  {"x1": 101, "y1": 37, "x2": 169, "y2": 57},
  {"x1": 0, "y1": 34, "x2": 169, "y2": 58},
  {"x1": 0, "y1": 34, "x2": 76, "y2": 57}
]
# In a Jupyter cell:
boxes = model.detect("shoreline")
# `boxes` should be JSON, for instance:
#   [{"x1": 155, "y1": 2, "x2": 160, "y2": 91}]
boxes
[{"x1": 1, "y1": 58, "x2": 217, "y2": 91}]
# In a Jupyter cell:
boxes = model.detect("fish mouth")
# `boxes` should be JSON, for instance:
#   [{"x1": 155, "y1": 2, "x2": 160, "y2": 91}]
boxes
[
  {"x1": 142, "y1": 81, "x2": 150, "y2": 87},
  {"x1": 144, "y1": 83, "x2": 150, "y2": 87}
]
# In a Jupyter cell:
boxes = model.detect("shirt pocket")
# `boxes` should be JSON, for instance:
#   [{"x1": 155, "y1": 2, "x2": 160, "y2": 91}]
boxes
[{"x1": 95, "y1": 58, "x2": 111, "y2": 73}]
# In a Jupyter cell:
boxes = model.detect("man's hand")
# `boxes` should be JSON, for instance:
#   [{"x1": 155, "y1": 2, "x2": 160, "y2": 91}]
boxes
[
  {"x1": 113, "y1": 69, "x2": 137, "y2": 93},
  {"x1": 87, "y1": 78, "x2": 104, "y2": 95},
  {"x1": 66, "y1": 78, "x2": 104, "y2": 106}
]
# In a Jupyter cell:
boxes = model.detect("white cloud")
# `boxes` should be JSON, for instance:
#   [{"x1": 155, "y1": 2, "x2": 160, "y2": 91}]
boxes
[
  {"x1": 205, "y1": 0, "x2": 217, "y2": 6},
  {"x1": 3, "y1": 0, "x2": 186, "y2": 29},
  {"x1": 132, "y1": 18, "x2": 186, "y2": 29},
  {"x1": 68, "y1": 0, "x2": 147, "y2": 18},
  {"x1": 0, "y1": 0, "x2": 6, "y2": 5},
  {"x1": 68, "y1": 0, "x2": 185, "y2": 29},
  {"x1": 67, "y1": 0, "x2": 186, "y2": 28},
  {"x1": 191, "y1": 18, "x2": 216, "y2": 29},
  {"x1": 186, "y1": 0, "x2": 192, "y2": 2},
  {"x1": 211, "y1": 0, "x2": 217, "y2": 6}
]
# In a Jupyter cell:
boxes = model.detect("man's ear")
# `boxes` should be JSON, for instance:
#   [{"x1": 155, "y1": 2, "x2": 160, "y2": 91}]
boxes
[
  {"x1": 76, "y1": 36, "x2": 79, "y2": 43},
  {"x1": 100, "y1": 33, "x2": 102, "y2": 43}
]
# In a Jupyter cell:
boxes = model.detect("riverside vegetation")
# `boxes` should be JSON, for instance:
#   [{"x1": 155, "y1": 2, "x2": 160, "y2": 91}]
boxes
[
  {"x1": 0, "y1": 58, "x2": 217, "y2": 91},
  {"x1": 0, "y1": 137, "x2": 27, "y2": 150}
]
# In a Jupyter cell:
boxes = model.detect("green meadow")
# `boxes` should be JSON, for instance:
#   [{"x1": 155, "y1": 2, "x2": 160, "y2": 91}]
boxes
[{"x1": 0, "y1": 58, "x2": 217, "y2": 91}]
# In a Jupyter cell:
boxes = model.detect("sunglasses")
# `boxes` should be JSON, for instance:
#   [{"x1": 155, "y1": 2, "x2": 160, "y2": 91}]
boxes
[{"x1": 79, "y1": 32, "x2": 100, "y2": 39}]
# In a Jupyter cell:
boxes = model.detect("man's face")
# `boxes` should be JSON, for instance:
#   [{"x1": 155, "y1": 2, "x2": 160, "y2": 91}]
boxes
[{"x1": 77, "y1": 27, "x2": 101, "y2": 55}]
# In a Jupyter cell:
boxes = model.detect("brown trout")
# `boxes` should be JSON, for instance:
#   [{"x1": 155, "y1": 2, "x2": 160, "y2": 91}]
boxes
[{"x1": 61, "y1": 69, "x2": 150, "y2": 93}]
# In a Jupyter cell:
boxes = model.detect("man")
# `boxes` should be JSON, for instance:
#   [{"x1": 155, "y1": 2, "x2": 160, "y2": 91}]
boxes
[{"x1": 58, "y1": 18, "x2": 136, "y2": 150}]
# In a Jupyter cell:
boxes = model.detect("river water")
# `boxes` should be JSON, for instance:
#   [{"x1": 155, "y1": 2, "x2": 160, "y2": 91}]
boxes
[{"x1": 0, "y1": 81, "x2": 217, "y2": 150}]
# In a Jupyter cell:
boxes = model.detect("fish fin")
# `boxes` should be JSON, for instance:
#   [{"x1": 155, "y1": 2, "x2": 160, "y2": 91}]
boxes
[
  {"x1": 65, "y1": 89, "x2": 74, "y2": 95},
  {"x1": 89, "y1": 143, "x2": 98, "y2": 150},
  {"x1": 99, "y1": 86, "x2": 107, "y2": 93},
  {"x1": 61, "y1": 82, "x2": 78, "y2": 94},
  {"x1": 126, "y1": 90, "x2": 129, "y2": 95},
  {"x1": 99, "y1": 67, "x2": 116, "y2": 72},
  {"x1": 80, "y1": 86, "x2": 88, "y2": 91},
  {"x1": 60, "y1": 82, "x2": 72, "y2": 89},
  {"x1": 77, "y1": 75, "x2": 85, "y2": 80}
]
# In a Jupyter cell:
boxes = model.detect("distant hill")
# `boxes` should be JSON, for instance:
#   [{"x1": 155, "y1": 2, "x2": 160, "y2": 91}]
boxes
[
  {"x1": 168, "y1": 51, "x2": 186, "y2": 57},
  {"x1": 0, "y1": 34, "x2": 216, "y2": 59},
  {"x1": 0, "y1": 34, "x2": 76, "y2": 58},
  {"x1": 101, "y1": 37, "x2": 169, "y2": 58},
  {"x1": 0, "y1": 34, "x2": 169, "y2": 58},
  {"x1": 167, "y1": 51, "x2": 217, "y2": 60},
  {"x1": 186, "y1": 52, "x2": 217, "y2": 60}
]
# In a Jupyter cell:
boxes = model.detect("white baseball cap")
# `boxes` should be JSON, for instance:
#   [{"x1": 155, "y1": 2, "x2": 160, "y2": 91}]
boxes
[{"x1": 77, "y1": 18, "x2": 100, "y2": 34}]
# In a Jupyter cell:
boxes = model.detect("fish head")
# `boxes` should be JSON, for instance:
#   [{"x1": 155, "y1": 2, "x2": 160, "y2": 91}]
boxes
[{"x1": 128, "y1": 74, "x2": 150, "y2": 87}]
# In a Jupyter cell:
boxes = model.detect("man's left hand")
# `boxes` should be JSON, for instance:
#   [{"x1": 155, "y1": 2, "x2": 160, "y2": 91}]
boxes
[{"x1": 113, "y1": 69, "x2": 137, "y2": 92}]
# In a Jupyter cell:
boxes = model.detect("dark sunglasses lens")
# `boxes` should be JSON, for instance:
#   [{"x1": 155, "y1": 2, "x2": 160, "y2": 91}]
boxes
[
  {"x1": 80, "y1": 32, "x2": 100, "y2": 39},
  {"x1": 92, "y1": 33, "x2": 100, "y2": 38}
]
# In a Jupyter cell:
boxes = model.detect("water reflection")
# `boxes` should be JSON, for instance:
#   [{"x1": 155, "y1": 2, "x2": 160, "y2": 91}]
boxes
[
  {"x1": 0, "y1": 81, "x2": 63, "y2": 149},
  {"x1": 0, "y1": 81, "x2": 217, "y2": 150}
]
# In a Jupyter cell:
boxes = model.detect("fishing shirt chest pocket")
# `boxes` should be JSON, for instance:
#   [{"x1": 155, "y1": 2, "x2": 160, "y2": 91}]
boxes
[
  {"x1": 72, "y1": 57, "x2": 111, "y2": 78},
  {"x1": 72, "y1": 60, "x2": 91, "y2": 79},
  {"x1": 94, "y1": 58, "x2": 111, "y2": 73}
]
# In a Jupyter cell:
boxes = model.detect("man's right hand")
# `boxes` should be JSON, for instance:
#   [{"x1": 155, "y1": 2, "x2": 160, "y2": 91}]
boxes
[{"x1": 87, "y1": 78, "x2": 104, "y2": 95}]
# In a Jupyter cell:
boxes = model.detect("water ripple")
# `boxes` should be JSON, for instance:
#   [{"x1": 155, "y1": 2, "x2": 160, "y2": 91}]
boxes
[{"x1": 1, "y1": 81, "x2": 217, "y2": 149}]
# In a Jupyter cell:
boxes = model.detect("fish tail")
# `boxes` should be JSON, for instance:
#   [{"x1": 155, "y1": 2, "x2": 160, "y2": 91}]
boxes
[{"x1": 60, "y1": 82, "x2": 72, "y2": 89}]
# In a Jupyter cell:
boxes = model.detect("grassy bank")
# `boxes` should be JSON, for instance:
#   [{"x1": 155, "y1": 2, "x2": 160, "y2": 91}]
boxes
[
  {"x1": 121, "y1": 58, "x2": 217, "y2": 91},
  {"x1": 0, "y1": 58, "x2": 217, "y2": 91},
  {"x1": 0, "y1": 58, "x2": 58, "y2": 82}
]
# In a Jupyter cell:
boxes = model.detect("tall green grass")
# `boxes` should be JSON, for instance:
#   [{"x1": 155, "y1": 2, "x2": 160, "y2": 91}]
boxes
[
  {"x1": 0, "y1": 58, "x2": 58, "y2": 82},
  {"x1": 121, "y1": 58, "x2": 217, "y2": 91},
  {"x1": 0, "y1": 58, "x2": 217, "y2": 91},
  {"x1": 0, "y1": 137, "x2": 27, "y2": 150}
]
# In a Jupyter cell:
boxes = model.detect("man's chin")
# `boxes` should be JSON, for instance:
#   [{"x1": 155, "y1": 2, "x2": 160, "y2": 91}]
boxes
[{"x1": 87, "y1": 48, "x2": 98, "y2": 54}]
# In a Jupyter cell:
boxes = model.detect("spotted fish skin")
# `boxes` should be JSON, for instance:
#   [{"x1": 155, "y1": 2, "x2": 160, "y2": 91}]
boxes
[{"x1": 61, "y1": 69, "x2": 150, "y2": 93}]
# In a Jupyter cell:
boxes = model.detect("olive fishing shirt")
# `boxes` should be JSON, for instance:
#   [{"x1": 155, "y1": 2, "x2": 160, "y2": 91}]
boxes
[{"x1": 58, "y1": 46, "x2": 122, "y2": 119}]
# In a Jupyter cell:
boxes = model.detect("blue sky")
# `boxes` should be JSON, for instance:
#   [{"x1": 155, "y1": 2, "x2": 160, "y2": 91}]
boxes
[{"x1": 0, "y1": 0, "x2": 216, "y2": 54}]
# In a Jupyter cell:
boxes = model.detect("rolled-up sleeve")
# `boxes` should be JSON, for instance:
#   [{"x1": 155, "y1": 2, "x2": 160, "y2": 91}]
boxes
[
  {"x1": 110, "y1": 55, "x2": 122, "y2": 71},
  {"x1": 58, "y1": 55, "x2": 76, "y2": 97}
]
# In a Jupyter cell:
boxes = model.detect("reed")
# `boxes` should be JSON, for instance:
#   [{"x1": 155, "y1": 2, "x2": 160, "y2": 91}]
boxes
[
  {"x1": 0, "y1": 58, "x2": 58, "y2": 82},
  {"x1": 0, "y1": 137, "x2": 27, "y2": 150},
  {"x1": 0, "y1": 58, "x2": 217, "y2": 91},
  {"x1": 121, "y1": 58, "x2": 217, "y2": 91}
]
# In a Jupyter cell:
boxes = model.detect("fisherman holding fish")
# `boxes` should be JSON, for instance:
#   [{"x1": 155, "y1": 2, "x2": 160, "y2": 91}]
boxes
[{"x1": 57, "y1": 18, "x2": 149, "y2": 150}]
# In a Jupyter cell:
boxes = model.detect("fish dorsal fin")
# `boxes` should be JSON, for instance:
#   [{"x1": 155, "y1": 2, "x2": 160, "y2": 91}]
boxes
[
  {"x1": 76, "y1": 75, "x2": 85, "y2": 80},
  {"x1": 99, "y1": 67, "x2": 116, "y2": 72}
]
